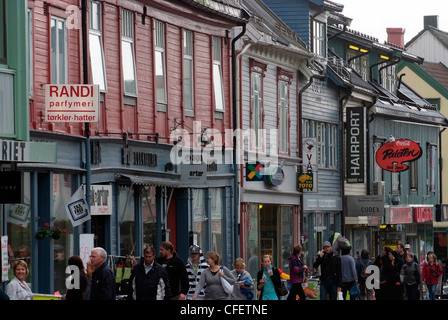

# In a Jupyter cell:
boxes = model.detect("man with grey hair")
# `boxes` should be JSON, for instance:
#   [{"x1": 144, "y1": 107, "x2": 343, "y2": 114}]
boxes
[{"x1": 89, "y1": 247, "x2": 116, "y2": 300}]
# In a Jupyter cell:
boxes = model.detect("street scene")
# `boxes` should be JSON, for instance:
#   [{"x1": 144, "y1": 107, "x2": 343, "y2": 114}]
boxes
[{"x1": 1, "y1": 0, "x2": 448, "y2": 305}]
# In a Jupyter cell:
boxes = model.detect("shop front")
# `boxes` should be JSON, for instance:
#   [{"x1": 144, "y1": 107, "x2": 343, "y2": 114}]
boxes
[{"x1": 240, "y1": 163, "x2": 300, "y2": 279}]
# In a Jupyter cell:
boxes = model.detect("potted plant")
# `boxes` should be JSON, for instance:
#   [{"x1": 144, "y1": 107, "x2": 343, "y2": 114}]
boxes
[{"x1": 36, "y1": 223, "x2": 66, "y2": 240}]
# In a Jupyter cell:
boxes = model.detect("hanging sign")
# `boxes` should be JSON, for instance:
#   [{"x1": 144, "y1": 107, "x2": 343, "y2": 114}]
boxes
[
  {"x1": 45, "y1": 84, "x2": 100, "y2": 122},
  {"x1": 264, "y1": 166, "x2": 285, "y2": 187},
  {"x1": 246, "y1": 162, "x2": 264, "y2": 181},
  {"x1": 346, "y1": 107, "x2": 365, "y2": 183},
  {"x1": 66, "y1": 185, "x2": 90, "y2": 227},
  {"x1": 375, "y1": 139, "x2": 422, "y2": 172}
]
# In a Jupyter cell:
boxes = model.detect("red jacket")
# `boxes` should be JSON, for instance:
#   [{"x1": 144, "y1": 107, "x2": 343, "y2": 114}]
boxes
[{"x1": 422, "y1": 262, "x2": 443, "y2": 285}]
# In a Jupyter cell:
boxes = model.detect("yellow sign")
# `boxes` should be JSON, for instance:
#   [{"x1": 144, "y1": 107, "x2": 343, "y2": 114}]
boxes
[{"x1": 297, "y1": 173, "x2": 313, "y2": 190}]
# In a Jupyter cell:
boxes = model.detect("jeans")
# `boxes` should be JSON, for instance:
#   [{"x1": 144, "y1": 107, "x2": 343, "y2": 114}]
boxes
[
  {"x1": 427, "y1": 284, "x2": 437, "y2": 300},
  {"x1": 405, "y1": 283, "x2": 419, "y2": 300},
  {"x1": 320, "y1": 278, "x2": 337, "y2": 300}
]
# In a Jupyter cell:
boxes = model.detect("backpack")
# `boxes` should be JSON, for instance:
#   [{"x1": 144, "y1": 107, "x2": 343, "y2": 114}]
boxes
[{"x1": 359, "y1": 259, "x2": 371, "y2": 280}]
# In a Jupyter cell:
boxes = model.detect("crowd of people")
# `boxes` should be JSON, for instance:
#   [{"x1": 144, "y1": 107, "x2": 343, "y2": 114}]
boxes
[{"x1": 1, "y1": 238, "x2": 447, "y2": 301}]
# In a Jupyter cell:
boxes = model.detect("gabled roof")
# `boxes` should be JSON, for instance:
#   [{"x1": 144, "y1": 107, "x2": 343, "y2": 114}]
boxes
[
  {"x1": 180, "y1": 0, "x2": 249, "y2": 23},
  {"x1": 406, "y1": 26, "x2": 448, "y2": 51}
]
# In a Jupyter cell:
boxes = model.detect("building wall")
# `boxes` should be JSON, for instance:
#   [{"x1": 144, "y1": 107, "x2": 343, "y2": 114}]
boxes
[{"x1": 407, "y1": 30, "x2": 448, "y2": 66}]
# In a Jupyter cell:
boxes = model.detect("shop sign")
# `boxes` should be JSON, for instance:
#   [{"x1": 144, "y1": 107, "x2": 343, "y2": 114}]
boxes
[
  {"x1": 180, "y1": 164, "x2": 207, "y2": 183},
  {"x1": 45, "y1": 84, "x2": 100, "y2": 122},
  {"x1": 345, "y1": 195, "x2": 384, "y2": 217},
  {"x1": 246, "y1": 162, "x2": 264, "y2": 181},
  {"x1": 66, "y1": 185, "x2": 90, "y2": 227},
  {"x1": 264, "y1": 166, "x2": 285, "y2": 187},
  {"x1": 1, "y1": 236, "x2": 8, "y2": 282},
  {"x1": 375, "y1": 139, "x2": 422, "y2": 172},
  {"x1": 122, "y1": 146, "x2": 158, "y2": 167},
  {"x1": 385, "y1": 206, "x2": 413, "y2": 224},
  {"x1": 0, "y1": 171, "x2": 22, "y2": 204},
  {"x1": 346, "y1": 107, "x2": 365, "y2": 183},
  {"x1": 414, "y1": 206, "x2": 433, "y2": 223},
  {"x1": 89, "y1": 185, "x2": 112, "y2": 215},
  {"x1": 0, "y1": 140, "x2": 57, "y2": 163},
  {"x1": 297, "y1": 172, "x2": 313, "y2": 191}
]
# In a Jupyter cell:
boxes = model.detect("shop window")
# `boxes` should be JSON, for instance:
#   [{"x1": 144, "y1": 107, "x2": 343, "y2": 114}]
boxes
[
  {"x1": 121, "y1": 9, "x2": 137, "y2": 96},
  {"x1": 210, "y1": 188, "x2": 223, "y2": 254},
  {"x1": 142, "y1": 186, "x2": 156, "y2": 250},
  {"x1": 246, "y1": 204, "x2": 260, "y2": 279},
  {"x1": 89, "y1": 1, "x2": 107, "y2": 91},
  {"x1": 118, "y1": 185, "x2": 135, "y2": 256},
  {"x1": 6, "y1": 173, "x2": 31, "y2": 284},
  {"x1": 50, "y1": 16, "x2": 67, "y2": 84},
  {"x1": 52, "y1": 173, "x2": 75, "y2": 294},
  {"x1": 192, "y1": 189, "x2": 207, "y2": 252}
]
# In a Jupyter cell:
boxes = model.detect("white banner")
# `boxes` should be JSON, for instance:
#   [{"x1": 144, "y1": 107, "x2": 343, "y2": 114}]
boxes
[{"x1": 66, "y1": 185, "x2": 90, "y2": 227}]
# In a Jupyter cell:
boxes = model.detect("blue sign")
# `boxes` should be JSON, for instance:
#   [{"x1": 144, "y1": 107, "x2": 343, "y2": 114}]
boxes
[{"x1": 264, "y1": 166, "x2": 285, "y2": 186}]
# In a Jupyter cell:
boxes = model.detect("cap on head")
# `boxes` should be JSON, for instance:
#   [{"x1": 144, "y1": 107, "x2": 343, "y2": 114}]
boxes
[
  {"x1": 189, "y1": 245, "x2": 200, "y2": 254},
  {"x1": 323, "y1": 241, "x2": 331, "y2": 248}
]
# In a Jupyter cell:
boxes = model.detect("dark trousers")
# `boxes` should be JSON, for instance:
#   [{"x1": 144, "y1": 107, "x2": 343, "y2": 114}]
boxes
[
  {"x1": 287, "y1": 283, "x2": 306, "y2": 301},
  {"x1": 405, "y1": 283, "x2": 419, "y2": 300},
  {"x1": 341, "y1": 281, "x2": 357, "y2": 300}
]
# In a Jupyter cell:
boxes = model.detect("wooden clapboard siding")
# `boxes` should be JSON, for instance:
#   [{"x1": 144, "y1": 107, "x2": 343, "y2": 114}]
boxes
[{"x1": 29, "y1": 0, "x2": 236, "y2": 140}]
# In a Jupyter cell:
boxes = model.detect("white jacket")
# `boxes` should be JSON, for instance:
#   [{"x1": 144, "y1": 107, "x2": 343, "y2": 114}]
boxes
[{"x1": 6, "y1": 277, "x2": 33, "y2": 300}]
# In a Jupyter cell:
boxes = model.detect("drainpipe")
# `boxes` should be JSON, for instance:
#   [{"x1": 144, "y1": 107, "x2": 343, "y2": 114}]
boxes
[
  {"x1": 231, "y1": 23, "x2": 246, "y2": 259},
  {"x1": 298, "y1": 64, "x2": 326, "y2": 243},
  {"x1": 82, "y1": 0, "x2": 91, "y2": 233}
]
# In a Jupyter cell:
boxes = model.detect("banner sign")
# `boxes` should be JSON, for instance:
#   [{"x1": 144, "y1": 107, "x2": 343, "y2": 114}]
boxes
[
  {"x1": 66, "y1": 185, "x2": 90, "y2": 227},
  {"x1": 385, "y1": 206, "x2": 413, "y2": 224},
  {"x1": 1, "y1": 236, "x2": 8, "y2": 282},
  {"x1": 302, "y1": 137, "x2": 318, "y2": 192},
  {"x1": 45, "y1": 84, "x2": 100, "y2": 122},
  {"x1": 346, "y1": 195, "x2": 384, "y2": 217},
  {"x1": 414, "y1": 206, "x2": 434, "y2": 223},
  {"x1": 375, "y1": 139, "x2": 422, "y2": 172},
  {"x1": 346, "y1": 107, "x2": 365, "y2": 183}
]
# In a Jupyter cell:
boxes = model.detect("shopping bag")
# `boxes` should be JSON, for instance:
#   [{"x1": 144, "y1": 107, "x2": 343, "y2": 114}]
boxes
[
  {"x1": 349, "y1": 283, "x2": 360, "y2": 298},
  {"x1": 220, "y1": 270, "x2": 234, "y2": 294}
]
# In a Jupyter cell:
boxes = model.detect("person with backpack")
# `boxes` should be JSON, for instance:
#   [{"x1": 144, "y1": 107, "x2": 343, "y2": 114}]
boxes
[
  {"x1": 422, "y1": 252, "x2": 443, "y2": 300},
  {"x1": 400, "y1": 252, "x2": 421, "y2": 300},
  {"x1": 356, "y1": 249, "x2": 374, "y2": 300}
]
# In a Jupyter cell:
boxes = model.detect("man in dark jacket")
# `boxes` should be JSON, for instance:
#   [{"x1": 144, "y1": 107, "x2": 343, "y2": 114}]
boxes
[
  {"x1": 130, "y1": 246, "x2": 171, "y2": 300},
  {"x1": 89, "y1": 247, "x2": 116, "y2": 300},
  {"x1": 313, "y1": 241, "x2": 342, "y2": 300},
  {"x1": 156, "y1": 241, "x2": 189, "y2": 300}
]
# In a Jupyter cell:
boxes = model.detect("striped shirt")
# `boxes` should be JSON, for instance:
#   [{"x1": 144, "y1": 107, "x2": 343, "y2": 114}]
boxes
[{"x1": 186, "y1": 253, "x2": 209, "y2": 300}]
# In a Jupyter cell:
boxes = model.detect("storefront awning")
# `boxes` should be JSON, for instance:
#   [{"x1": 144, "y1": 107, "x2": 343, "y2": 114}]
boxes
[{"x1": 115, "y1": 174, "x2": 179, "y2": 187}]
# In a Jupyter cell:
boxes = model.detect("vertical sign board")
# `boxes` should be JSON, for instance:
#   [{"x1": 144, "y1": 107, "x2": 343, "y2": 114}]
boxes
[
  {"x1": 346, "y1": 107, "x2": 365, "y2": 183},
  {"x1": 45, "y1": 84, "x2": 100, "y2": 122},
  {"x1": 1, "y1": 236, "x2": 8, "y2": 282},
  {"x1": 300, "y1": 137, "x2": 318, "y2": 192}
]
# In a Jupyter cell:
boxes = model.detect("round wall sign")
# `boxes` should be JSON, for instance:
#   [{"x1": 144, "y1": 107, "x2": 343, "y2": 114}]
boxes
[{"x1": 264, "y1": 166, "x2": 285, "y2": 186}]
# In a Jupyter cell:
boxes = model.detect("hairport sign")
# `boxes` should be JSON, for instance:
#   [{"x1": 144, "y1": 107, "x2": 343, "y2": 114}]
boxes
[{"x1": 45, "y1": 84, "x2": 100, "y2": 122}]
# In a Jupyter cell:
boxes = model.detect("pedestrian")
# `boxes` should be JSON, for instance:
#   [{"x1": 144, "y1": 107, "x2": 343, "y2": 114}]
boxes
[
  {"x1": 89, "y1": 247, "x2": 116, "y2": 300},
  {"x1": 404, "y1": 244, "x2": 418, "y2": 263},
  {"x1": 185, "y1": 244, "x2": 209, "y2": 300},
  {"x1": 313, "y1": 241, "x2": 342, "y2": 300},
  {"x1": 230, "y1": 258, "x2": 254, "y2": 300},
  {"x1": 383, "y1": 249, "x2": 402, "y2": 300},
  {"x1": 422, "y1": 252, "x2": 443, "y2": 300},
  {"x1": 85, "y1": 260, "x2": 95, "y2": 300},
  {"x1": 0, "y1": 286, "x2": 9, "y2": 300},
  {"x1": 192, "y1": 251, "x2": 234, "y2": 300},
  {"x1": 6, "y1": 260, "x2": 33, "y2": 300},
  {"x1": 156, "y1": 241, "x2": 189, "y2": 300},
  {"x1": 373, "y1": 255, "x2": 388, "y2": 300},
  {"x1": 130, "y1": 246, "x2": 171, "y2": 300},
  {"x1": 396, "y1": 244, "x2": 407, "y2": 265},
  {"x1": 257, "y1": 254, "x2": 282, "y2": 300},
  {"x1": 356, "y1": 249, "x2": 374, "y2": 300},
  {"x1": 287, "y1": 244, "x2": 307, "y2": 301},
  {"x1": 400, "y1": 252, "x2": 421, "y2": 300},
  {"x1": 340, "y1": 245, "x2": 358, "y2": 300},
  {"x1": 63, "y1": 255, "x2": 88, "y2": 300}
]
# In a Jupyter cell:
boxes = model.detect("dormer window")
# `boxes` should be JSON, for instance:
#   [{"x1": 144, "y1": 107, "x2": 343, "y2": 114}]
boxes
[{"x1": 312, "y1": 20, "x2": 326, "y2": 57}]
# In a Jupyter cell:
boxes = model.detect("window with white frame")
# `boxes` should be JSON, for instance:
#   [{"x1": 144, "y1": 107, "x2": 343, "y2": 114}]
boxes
[
  {"x1": 392, "y1": 172, "x2": 400, "y2": 194},
  {"x1": 89, "y1": 1, "x2": 106, "y2": 91},
  {"x1": 427, "y1": 144, "x2": 437, "y2": 193},
  {"x1": 329, "y1": 124, "x2": 337, "y2": 168},
  {"x1": 380, "y1": 63, "x2": 396, "y2": 92},
  {"x1": 278, "y1": 79, "x2": 289, "y2": 153},
  {"x1": 212, "y1": 37, "x2": 224, "y2": 112},
  {"x1": 347, "y1": 49, "x2": 368, "y2": 81},
  {"x1": 315, "y1": 121, "x2": 326, "y2": 167},
  {"x1": 251, "y1": 71, "x2": 262, "y2": 149},
  {"x1": 121, "y1": 9, "x2": 137, "y2": 95},
  {"x1": 409, "y1": 159, "x2": 418, "y2": 192},
  {"x1": 154, "y1": 20, "x2": 166, "y2": 104},
  {"x1": 183, "y1": 30, "x2": 194, "y2": 114},
  {"x1": 312, "y1": 20, "x2": 326, "y2": 57},
  {"x1": 50, "y1": 16, "x2": 67, "y2": 84}
]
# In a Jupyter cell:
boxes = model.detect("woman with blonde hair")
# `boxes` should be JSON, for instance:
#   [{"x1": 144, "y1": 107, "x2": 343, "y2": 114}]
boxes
[
  {"x1": 6, "y1": 260, "x2": 33, "y2": 300},
  {"x1": 256, "y1": 254, "x2": 281, "y2": 300},
  {"x1": 192, "y1": 251, "x2": 234, "y2": 300},
  {"x1": 230, "y1": 258, "x2": 254, "y2": 300}
]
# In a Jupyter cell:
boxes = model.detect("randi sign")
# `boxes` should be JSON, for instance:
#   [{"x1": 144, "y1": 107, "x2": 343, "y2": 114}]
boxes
[{"x1": 45, "y1": 84, "x2": 100, "y2": 122}]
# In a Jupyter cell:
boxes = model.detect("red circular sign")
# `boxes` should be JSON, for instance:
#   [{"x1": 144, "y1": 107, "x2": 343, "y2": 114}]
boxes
[{"x1": 375, "y1": 139, "x2": 422, "y2": 172}]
